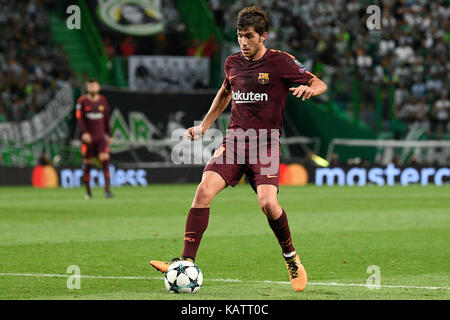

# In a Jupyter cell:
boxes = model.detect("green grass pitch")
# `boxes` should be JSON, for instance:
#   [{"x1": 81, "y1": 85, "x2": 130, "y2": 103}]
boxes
[{"x1": 0, "y1": 184, "x2": 448, "y2": 300}]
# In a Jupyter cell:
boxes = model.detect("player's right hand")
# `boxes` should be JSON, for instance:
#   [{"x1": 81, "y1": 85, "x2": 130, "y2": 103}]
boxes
[
  {"x1": 184, "y1": 126, "x2": 203, "y2": 141},
  {"x1": 81, "y1": 132, "x2": 92, "y2": 144},
  {"x1": 289, "y1": 85, "x2": 315, "y2": 101}
]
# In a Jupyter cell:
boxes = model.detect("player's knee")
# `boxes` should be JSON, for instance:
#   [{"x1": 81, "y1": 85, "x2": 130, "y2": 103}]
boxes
[
  {"x1": 99, "y1": 153, "x2": 110, "y2": 162},
  {"x1": 258, "y1": 197, "x2": 279, "y2": 217},
  {"x1": 83, "y1": 158, "x2": 94, "y2": 165},
  {"x1": 194, "y1": 183, "x2": 215, "y2": 204},
  {"x1": 193, "y1": 182, "x2": 216, "y2": 207}
]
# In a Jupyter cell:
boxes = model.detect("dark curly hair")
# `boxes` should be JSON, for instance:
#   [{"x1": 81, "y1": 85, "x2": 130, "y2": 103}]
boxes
[{"x1": 236, "y1": 6, "x2": 269, "y2": 35}]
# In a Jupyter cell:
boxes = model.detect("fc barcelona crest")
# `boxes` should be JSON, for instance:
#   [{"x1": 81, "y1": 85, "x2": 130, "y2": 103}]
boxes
[{"x1": 258, "y1": 72, "x2": 269, "y2": 84}]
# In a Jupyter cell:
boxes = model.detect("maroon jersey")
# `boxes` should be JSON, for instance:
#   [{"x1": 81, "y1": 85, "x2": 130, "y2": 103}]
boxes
[
  {"x1": 223, "y1": 49, "x2": 315, "y2": 133},
  {"x1": 76, "y1": 94, "x2": 112, "y2": 140}
]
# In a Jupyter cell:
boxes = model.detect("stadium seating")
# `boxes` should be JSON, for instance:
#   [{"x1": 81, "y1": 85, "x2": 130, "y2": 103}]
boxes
[
  {"x1": 212, "y1": 0, "x2": 449, "y2": 139},
  {"x1": 0, "y1": 0, "x2": 72, "y2": 122},
  {"x1": 0, "y1": 0, "x2": 448, "y2": 168}
]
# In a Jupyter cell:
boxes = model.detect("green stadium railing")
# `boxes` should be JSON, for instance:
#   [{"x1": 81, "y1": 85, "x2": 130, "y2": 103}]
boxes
[
  {"x1": 0, "y1": 146, "x2": 34, "y2": 167},
  {"x1": 0, "y1": 143, "x2": 83, "y2": 168}
]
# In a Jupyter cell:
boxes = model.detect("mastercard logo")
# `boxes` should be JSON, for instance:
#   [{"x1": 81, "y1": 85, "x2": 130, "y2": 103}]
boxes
[
  {"x1": 279, "y1": 163, "x2": 309, "y2": 186},
  {"x1": 32, "y1": 165, "x2": 59, "y2": 188}
]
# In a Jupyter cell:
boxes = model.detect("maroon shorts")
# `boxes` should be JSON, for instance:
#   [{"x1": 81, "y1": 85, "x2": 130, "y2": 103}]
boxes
[
  {"x1": 81, "y1": 138, "x2": 109, "y2": 159},
  {"x1": 203, "y1": 138, "x2": 280, "y2": 193}
]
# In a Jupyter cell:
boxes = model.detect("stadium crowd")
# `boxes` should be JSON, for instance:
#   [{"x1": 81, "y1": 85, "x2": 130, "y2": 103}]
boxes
[
  {"x1": 1, "y1": 0, "x2": 448, "y2": 140},
  {"x1": 0, "y1": 0, "x2": 72, "y2": 123},
  {"x1": 211, "y1": 0, "x2": 449, "y2": 137}
]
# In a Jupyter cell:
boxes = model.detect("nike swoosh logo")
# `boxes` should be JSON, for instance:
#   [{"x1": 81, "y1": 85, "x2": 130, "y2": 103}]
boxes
[
  {"x1": 267, "y1": 175, "x2": 278, "y2": 178},
  {"x1": 229, "y1": 74, "x2": 238, "y2": 80}
]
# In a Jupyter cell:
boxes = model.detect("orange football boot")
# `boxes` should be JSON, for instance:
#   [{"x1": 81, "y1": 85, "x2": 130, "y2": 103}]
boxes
[
  {"x1": 284, "y1": 253, "x2": 308, "y2": 292},
  {"x1": 150, "y1": 257, "x2": 194, "y2": 273},
  {"x1": 150, "y1": 259, "x2": 173, "y2": 273}
]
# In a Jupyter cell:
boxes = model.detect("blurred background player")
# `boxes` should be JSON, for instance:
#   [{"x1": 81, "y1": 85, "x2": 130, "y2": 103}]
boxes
[
  {"x1": 151, "y1": 6, "x2": 327, "y2": 292},
  {"x1": 76, "y1": 79, "x2": 114, "y2": 199}
]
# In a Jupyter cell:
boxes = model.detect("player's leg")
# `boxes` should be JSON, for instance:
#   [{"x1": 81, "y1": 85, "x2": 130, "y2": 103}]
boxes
[
  {"x1": 182, "y1": 170, "x2": 227, "y2": 260},
  {"x1": 98, "y1": 140, "x2": 113, "y2": 198},
  {"x1": 150, "y1": 171, "x2": 227, "y2": 272},
  {"x1": 256, "y1": 184, "x2": 307, "y2": 292},
  {"x1": 81, "y1": 142, "x2": 94, "y2": 199},
  {"x1": 191, "y1": 170, "x2": 226, "y2": 207},
  {"x1": 150, "y1": 142, "x2": 244, "y2": 272},
  {"x1": 257, "y1": 185, "x2": 294, "y2": 253},
  {"x1": 182, "y1": 146, "x2": 243, "y2": 261},
  {"x1": 82, "y1": 157, "x2": 94, "y2": 199}
]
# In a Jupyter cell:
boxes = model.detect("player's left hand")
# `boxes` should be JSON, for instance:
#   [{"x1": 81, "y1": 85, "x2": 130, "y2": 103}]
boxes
[
  {"x1": 184, "y1": 126, "x2": 203, "y2": 141},
  {"x1": 289, "y1": 85, "x2": 315, "y2": 101}
]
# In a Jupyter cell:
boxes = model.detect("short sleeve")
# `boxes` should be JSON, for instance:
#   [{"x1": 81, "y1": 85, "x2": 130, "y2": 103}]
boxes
[
  {"x1": 222, "y1": 57, "x2": 232, "y2": 90},
  {"x1": 102, "y1": 97, "x2": 112, "y2": 136},
  {"x1": 278, "y1": 51, "x2": 315, "y2": 85},
  {"x1": 75, "y1": 96, "x2": 84, "y2": 110},
  {"x1": 75, "y1": 96, "x2": 85, "y2": 120}
]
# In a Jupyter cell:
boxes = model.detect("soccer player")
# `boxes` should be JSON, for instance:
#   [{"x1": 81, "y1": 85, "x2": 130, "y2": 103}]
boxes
[
  {"x1": 76, "y1": 78, "x2": 114, "y2": 199},
  {"x1": 150, "y1": 6, "x2": 327, "y2": 292}
]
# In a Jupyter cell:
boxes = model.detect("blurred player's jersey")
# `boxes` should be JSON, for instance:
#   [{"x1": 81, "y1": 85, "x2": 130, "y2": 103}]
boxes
[
  {"x1": 223, "y1": 49, "x2": 315, "y2": 133},
  {"x1": 76, "y1": 95, "x2": 112, "y2": 140}
]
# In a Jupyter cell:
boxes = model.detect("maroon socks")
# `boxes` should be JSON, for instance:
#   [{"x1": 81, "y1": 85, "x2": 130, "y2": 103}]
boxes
[
  {"x1": 267, "y1": 209, "x2": 296, "y2": 256},
  {"x1": 181, "y1": 207, "x2": 295, "y2": 261},
  {"x1": 83, "y1": 163, "x2": 92, "y2": 194},
  {"x1": 182, "y1": 207, "x2": 210, "y2": 260},
  {"x1": 101, "y1": 160, "x2": 110, "y2": 192}
]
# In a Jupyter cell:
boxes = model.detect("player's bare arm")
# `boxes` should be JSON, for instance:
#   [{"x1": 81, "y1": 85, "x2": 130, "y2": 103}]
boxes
[
  {"x1": 289, "y1": 77, "x2": 327, "y2": 101},
  {"x1": 184, "y1": 85, "x2": 232, "y2": 140}
]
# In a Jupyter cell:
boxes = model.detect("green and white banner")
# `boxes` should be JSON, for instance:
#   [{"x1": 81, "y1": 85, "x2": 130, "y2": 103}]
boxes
[
  {"x1": 0, "y1": 83, "x2": 75, "y2": 166},
  {"x1": 96, "y1": 0, "x2": 164, "y2": 36},
  {"x1": 0, "y1": 83, "x2": 74, "y2": 145}
]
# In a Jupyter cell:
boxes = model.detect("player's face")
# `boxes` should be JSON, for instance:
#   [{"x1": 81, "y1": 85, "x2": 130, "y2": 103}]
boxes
[
  {"x1": 237, "y1": 27, "x2": 266, "y2": 60},
  {"x1": 86, "y1": 82, "x2": 101, "y2": 95}
]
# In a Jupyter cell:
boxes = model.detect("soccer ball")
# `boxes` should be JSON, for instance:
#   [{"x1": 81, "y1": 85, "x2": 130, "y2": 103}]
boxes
[{"x1": 164, "y1": 260, "x2": 203, "y2": 293}]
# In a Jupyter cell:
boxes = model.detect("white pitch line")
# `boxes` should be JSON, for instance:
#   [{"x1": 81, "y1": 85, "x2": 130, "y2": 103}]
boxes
[{"x1": 0, "y1": 273, "x2": 448, "y2": 291}]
